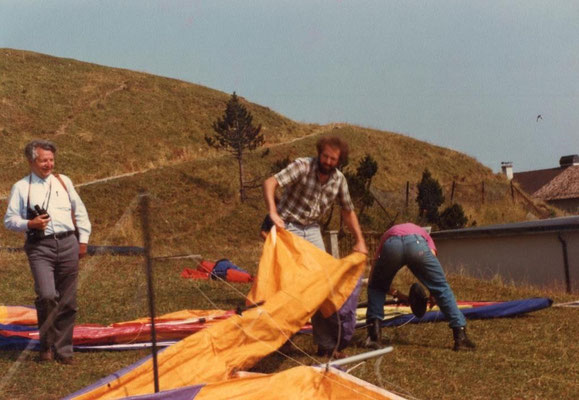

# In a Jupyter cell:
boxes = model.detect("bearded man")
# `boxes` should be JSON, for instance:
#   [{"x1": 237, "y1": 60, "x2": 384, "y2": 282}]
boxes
[{"x1": 263, "y1": 135, "x2": 367, "y2": 358}]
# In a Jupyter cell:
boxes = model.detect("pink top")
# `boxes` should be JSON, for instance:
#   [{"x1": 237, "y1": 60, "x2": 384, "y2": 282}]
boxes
[{"x1": 374, "y1": 223, "x2": 437, "y2": 260}]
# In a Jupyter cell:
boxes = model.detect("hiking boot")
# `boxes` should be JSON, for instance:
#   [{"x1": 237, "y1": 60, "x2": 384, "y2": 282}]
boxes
[
  {"x1": 316, "y1": 347, "x2": 347, "y2": 360},
  {"x1": 38, "y1": 350, "x2": 54, "y2": 362},
  {"x1": 364, "y1": 318, "x2": 382, "y2": 349},
  {"x1": 56, "y1": 356, "x2": 75, "y2": 365},
  {"x1": 452, "y1": 326, "x2": 476, "y2": 351}
]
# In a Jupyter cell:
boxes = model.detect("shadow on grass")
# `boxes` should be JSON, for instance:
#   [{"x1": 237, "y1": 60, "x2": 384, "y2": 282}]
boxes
[{"x1": 0, "y1": 349, "x2": 34, "y2": 362}]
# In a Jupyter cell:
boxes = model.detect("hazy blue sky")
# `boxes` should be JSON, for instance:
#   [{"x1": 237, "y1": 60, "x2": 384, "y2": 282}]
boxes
[{"x1": 2, "y1": 0, "x2": 578, "y2": 172}]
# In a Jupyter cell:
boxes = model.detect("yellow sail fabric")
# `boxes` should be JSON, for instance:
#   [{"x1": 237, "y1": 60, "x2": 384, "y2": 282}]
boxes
[
  {"x1": 194, "y1": 365, "x2": 406, "y2": 400},
  {"x1": 0, "y1": 305, "x2": 37, "y2": 325},
  {"x1": 72, "y1": 228, "x2": 366, "y2": 399},
  {"x1": 247, "y1": 227, "x2": 364, "y2": 318},
  {"x1": 114, "y1": 309, "x2": 231, "y2": 325}
]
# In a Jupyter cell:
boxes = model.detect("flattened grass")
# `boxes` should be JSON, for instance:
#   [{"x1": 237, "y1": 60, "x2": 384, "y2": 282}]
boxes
[{"x1": 1, "y1": 250, "x2": 577, "y2": 400}]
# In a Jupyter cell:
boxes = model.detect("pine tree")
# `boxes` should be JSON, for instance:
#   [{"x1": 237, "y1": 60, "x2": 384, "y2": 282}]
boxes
[
  {"x1": 439, "y1": 203, "x2": 468, "y2": 230},
  {"x1": 416, "y1": 168, "x2": 445, "y2": 224},
  {"x1": 205, "y1": 92, "x2": 264, "y2": 202},
  {"x1": 345, "y1": 154, "x2": 378, "y2": 217},
  {"x1": 270, "y1": 156, "x2": 291, "y2": 174}
]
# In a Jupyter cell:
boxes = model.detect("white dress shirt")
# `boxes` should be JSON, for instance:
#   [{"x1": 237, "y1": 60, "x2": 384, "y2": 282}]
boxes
[{"x1": 4, "y1": 173, "x2": 91, "y2": 243}]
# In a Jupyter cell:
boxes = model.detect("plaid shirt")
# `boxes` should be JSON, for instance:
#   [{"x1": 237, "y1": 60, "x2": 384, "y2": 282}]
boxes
[{"x1": 274, "y1": 157, "x2": 354, "y2": 226}]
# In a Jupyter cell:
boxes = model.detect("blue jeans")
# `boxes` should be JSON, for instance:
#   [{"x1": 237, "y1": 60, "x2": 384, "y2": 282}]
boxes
[
  {"x1": 366, "y1": 234, "x2": 466, "y2": 328},
  {"x1": 286, "y1": 222, "x2": 361, "y2": 350},
  {"x1": 286, "y1": 222, "x2": 326, "y2": 250}
]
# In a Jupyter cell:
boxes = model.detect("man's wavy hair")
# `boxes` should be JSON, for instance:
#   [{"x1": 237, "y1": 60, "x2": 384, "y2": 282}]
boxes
[
  {"x1": 24, "y1": 140, "x2": 57, "y2": 162},
  {"x1": 316, "y1": 136, "x2": 349, "y2": 166}
]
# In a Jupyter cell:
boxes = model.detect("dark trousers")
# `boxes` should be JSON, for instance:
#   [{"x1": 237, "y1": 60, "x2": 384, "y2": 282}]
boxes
[{"x1": 24, "y1": 234, "x2": 79, "y2": 358}]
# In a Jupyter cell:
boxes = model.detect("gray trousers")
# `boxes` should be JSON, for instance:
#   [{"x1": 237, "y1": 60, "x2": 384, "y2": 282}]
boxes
[
  {"x1": 286, "y1": 222, "x2": 361, "y2": 351},
  {"x1": 24, "y1": 234, "x2": 79, "y2": 358}
]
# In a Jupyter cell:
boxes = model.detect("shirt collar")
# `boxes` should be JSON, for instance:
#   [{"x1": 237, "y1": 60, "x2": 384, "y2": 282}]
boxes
[{"x1": 30, "y1": 172, "x2": 52, "y2": 184}]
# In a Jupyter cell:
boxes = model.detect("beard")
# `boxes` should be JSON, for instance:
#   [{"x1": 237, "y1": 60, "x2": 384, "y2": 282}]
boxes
[{"x1": 318, "y1": 159, "x2": 337, "y2": 175}]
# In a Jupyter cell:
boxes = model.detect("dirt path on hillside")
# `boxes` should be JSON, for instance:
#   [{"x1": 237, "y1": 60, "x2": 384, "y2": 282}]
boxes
[
  {"x1": 77, "y1": 123, "x2": 347, "y2": 186},
  {"x1": 0, "y1": 123, "x2": 346, "y2": 200},
  {"x1": 55, "y1": 81, "x2": 129, "y2": 136},
  {"x1": 264, "y1": 122, "x2": 347, "y2": 148}
]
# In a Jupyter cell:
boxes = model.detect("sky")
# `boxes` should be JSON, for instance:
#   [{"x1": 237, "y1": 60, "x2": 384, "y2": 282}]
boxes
[{"x1": 1, "y1": 0, "x2": 578, "y2": 173}]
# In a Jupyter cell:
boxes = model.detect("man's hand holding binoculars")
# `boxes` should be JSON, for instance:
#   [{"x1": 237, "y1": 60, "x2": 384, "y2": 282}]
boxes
[{"x1": 28, "y1": 213, "x2": 51, "y2": 230}]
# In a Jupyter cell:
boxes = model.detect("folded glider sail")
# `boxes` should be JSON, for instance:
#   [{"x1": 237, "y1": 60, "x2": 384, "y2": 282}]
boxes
[{"x1": 67, "y1": 228, "x2": 369, "y2": 399}]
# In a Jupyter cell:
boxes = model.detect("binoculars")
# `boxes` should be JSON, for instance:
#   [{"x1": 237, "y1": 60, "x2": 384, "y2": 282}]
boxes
[{"x1": 26, "y1": 205, "x2": 49, "y2": 241}]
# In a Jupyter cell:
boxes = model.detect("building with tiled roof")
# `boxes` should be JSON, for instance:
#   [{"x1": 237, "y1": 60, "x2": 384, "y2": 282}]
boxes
[{"x1": 502, "y1": 155, "x2": 579, "y2": 214}]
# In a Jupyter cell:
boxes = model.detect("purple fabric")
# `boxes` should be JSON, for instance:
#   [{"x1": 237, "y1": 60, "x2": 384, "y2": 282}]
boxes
[
  {"x1": 312, "y1": 277, "x2": 362, "y2": 349},
  {"x1": 123, "y1": 385, "x2": 204, "y2": 400},
  {"x1": 62, "y1": 350, "x2": 166, "y2": 399}
]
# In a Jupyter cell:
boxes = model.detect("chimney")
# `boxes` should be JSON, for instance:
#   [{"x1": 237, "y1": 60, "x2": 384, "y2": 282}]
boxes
[
  {"x1": 559, "y1": 154, "x2": 579, "y2": 168},
  {"x1": 501, "y1": 161, "x2": 513, "y2": 180}
]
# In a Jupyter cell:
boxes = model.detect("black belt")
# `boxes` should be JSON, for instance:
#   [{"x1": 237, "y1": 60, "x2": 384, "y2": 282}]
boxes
[{"x1": 43, "y1": 231, "x2": 75, "y2": 240}]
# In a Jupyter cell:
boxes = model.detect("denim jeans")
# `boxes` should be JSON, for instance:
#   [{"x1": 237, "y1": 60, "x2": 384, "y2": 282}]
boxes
[
  {"x1": 286, "y1": 222, "x2": 326, "y2": 251},
  {"x1": 366, "y1": 234, "x2": 466, "y2": 328},
  {"x1": 286, "y1": 222, "x2": 361, "y2": 350}
]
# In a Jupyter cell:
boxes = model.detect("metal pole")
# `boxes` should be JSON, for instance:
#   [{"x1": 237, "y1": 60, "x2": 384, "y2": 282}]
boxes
[
  {"x1": 450, "y1": 181, "x2": 455, "y2": 203},
  {"x1": 325, "y1": 346, "x2": 394, "y2": 367},
  {"x1": 140, "y1": 191, "x2": 160, "y2": 393},
  {"x1": 558, "y1": 234, "x2": 572, "y2": 293}
]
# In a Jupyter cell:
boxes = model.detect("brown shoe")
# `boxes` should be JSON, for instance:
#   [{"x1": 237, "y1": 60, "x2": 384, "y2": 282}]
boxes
[
  {"x1": 316, "y1": 347, "x2": 347, "y2": 360},
  {"x1": 38, "y1": 350, "x2": 54, "y2": 362},
  {"x1": 56, "y1": 356, "x2": 74, "y2": 365},
  {"x1": 330, "y1": 351, "x2": 347, "y2": 360}
]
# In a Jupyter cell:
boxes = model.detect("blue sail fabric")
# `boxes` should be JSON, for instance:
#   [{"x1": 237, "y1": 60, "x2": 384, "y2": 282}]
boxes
[{"x1": 378, "y1": 297, "x2": 553, "y2": 327}]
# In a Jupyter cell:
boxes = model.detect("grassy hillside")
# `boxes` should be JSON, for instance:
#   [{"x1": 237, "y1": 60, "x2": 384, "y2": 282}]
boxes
[
  {"x1": 0, "y1": 126, "x2": 533, "y2": 255},
  {"x1": 0, "y1": 48, "x2": 316, "y2": 195},
  {"x1": 0, "y1": 49, "x2": 548, "y2": 253}
]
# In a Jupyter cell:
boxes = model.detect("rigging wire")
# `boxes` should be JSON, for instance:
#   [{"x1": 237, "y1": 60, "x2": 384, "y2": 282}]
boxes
[
  {"x1": 192, "y1": 283, "x2": 419, "y2": 400},
  {"x1": 188, "y1": 254, "x2": 421, "y2": 400}
]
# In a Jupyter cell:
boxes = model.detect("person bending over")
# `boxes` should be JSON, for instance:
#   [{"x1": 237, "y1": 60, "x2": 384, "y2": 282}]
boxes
[{"x1": 366, "y1": 223, "x2": 475, "y2": 351}]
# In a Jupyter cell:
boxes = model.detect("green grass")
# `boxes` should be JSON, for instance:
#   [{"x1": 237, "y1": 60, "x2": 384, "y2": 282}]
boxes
[{"x1": 1, "y1": 251, "x2": 577, "y2": 400}]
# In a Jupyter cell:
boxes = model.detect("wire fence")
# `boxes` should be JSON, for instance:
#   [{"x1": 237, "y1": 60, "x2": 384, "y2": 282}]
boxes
[
  {"x1": 373, "y1": 179, "x2": 518, "y2": 210},
  {"x1": 368, "y1": 178, "x2": 551, "y2": 223},
  {"x1": 326, "y1": 178, "x2": 553, "y2": 262}
]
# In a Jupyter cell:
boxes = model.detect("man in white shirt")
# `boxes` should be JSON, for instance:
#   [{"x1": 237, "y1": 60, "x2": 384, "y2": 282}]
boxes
[{"x1": 4, "y1": 139, "x2": 91, "y2": 364}]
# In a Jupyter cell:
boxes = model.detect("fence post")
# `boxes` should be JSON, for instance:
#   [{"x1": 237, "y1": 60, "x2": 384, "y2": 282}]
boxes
[
  {"x1": 328, "y1": 230, "x2": 340, "y2": 258},
  {"x1": 450, "y1": 181, "x2": 456, "y2": 203},
  {"x1": 139, "y1": 191, "x2": 160, "y2": 393}
]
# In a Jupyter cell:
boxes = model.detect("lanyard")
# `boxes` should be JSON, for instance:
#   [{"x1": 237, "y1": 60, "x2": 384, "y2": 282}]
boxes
[{"x1": 26, "y1": 174, "x2": 52, "y2": 212}]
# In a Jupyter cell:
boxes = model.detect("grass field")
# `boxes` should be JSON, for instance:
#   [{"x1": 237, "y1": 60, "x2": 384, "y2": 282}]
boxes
[{"x1": 1, "y1": 250, "x2": 577, "y2": 400}]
